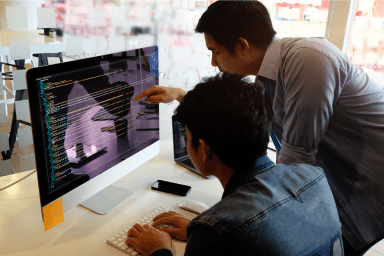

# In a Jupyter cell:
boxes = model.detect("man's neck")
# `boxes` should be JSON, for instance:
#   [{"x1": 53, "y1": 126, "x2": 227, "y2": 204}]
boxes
[
  {"x1": 248, "y1": 48, "x2": 267, "y2": 76},
  {"x1": 209, "y1": 158, "x2": 234, "y2": 189}
]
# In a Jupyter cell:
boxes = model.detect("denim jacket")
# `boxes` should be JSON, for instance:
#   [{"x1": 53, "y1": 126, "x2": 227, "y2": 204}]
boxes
[{"x1": 152, "y1": 156, "x2": 343, "y2": 256}]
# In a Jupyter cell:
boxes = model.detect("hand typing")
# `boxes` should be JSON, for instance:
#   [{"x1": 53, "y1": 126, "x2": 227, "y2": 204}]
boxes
[
  {"x1": 126, "y1": 223, "x2": 172, "y2": 256},
  {"x1": 151, "y1": 211, "x2": 190, "y2": 241}
]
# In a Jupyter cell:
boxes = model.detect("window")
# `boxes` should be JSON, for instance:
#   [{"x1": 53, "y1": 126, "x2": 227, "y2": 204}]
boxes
[{"x1": 346, "y1": 0, "x2": 384, "y2": 86}]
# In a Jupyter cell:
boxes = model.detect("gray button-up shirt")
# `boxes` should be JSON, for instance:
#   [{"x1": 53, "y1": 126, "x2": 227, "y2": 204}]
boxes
[{"x1": 258, "y1": 36, "x2": 384, "y2": 249}]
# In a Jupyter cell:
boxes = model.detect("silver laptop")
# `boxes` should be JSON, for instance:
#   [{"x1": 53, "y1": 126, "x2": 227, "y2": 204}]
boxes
[{"x1": 172, "y1": 115, "x2": 213, "y2": 179}]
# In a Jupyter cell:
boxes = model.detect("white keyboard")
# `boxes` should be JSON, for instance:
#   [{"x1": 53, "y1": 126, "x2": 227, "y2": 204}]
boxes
[{"x1": 107, "y1": 206, "x2": 187, "y2": 255}]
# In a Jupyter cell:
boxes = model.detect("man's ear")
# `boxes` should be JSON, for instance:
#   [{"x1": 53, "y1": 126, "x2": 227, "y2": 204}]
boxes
[
  {"x1": 199, "y1": 139, "x2": 211, "y2": 163},
  {"x1": 237, "y1": 37, "x2": 250, "y2": 52}
]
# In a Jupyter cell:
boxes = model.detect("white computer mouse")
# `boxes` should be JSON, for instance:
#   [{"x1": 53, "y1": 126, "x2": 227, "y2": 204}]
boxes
[{"x1": 178, "y1": 200, "x2": 210, "y2": 214}]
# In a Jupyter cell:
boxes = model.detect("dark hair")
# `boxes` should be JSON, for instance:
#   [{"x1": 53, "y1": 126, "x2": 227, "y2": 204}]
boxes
[
  {"x1": 195, "y1": 0, "x2": 276, "y2": 56},
  {"x1": 174, "y1": 73, "x2": 272, "y2": 172}
]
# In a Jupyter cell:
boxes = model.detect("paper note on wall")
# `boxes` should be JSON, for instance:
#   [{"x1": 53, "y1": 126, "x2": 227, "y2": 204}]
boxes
[
  {"x1": 37, "y1": 7, "x2": 56, "y2": 28},
  {"x1": 12, "y1": 70, "x2": 28, "y2": 91},
  {"x1": 42, "y1": 198, "x2": 65, "y2": 231},
  {"x1": 9, "y1": 39, "x2": 30, "y2": 60},
  {"x1": 6, "y1": 7, "x2": 28, "y2": 30}
]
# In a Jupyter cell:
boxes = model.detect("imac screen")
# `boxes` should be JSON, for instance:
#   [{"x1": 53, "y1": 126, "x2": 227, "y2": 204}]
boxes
[{"x1": 32, "y1": 46, "x2": 159, "y2": 195}]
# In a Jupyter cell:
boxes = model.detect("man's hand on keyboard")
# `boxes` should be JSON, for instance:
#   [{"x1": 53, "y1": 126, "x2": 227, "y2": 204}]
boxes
[
  {"x1": 126, "y1": 223, "x2": 172, "y2": 256},
  {"x1": 152, "y1": 211, "x2": 189, "y2": 241}
]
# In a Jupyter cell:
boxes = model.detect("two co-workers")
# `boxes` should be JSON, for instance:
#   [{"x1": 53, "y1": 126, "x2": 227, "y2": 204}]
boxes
[
  {"x1": 127, "y1": 73, "x2": 344, "y2": 256},
  {"x1": 128, "y1": 0, "x2": 384, "y2": 255}
]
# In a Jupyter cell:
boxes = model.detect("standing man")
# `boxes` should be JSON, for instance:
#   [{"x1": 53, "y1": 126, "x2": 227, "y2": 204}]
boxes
[{"x1": 133, "y1": 1, "x2": 384, "y2": 255}]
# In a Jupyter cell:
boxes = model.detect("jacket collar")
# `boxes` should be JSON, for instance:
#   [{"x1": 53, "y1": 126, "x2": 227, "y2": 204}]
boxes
[{"x1": 222, "y1": 155, "x2": 275, "y2": 199}]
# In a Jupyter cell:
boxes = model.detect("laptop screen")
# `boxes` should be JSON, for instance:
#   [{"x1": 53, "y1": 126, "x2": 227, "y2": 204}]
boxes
[{"x1": 172, "y1": 115, "x2": 189, "y2": 160}]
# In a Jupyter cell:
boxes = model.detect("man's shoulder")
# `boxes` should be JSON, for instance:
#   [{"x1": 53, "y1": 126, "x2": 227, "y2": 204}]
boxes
[
  {"x1": 280, "y1": 37, "x2": 333, "y2": 50},
  {"x1": 188, "y1": 163, "x2": 329, "y2": 239},
  {"x1": 280, "y1": 37, "x2": 348, "y2": 65}
]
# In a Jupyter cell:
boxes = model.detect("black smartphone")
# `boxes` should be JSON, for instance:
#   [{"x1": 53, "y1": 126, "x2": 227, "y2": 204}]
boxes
[{"x1": 151, "y1": 180, "x2": 191, "y2": 196}]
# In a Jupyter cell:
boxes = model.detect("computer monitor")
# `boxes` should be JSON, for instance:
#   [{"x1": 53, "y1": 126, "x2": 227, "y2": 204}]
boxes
[{"x1": 26, "y1": 46, "x2": 159, "y2": 219}]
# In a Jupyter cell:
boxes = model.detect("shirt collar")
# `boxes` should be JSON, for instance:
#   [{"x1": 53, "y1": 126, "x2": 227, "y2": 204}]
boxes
[
  {"x1": 222, "y1": 155, "x2": 275, "y2": 199},
  {"x1": 257, "y1": 36, "x2": 281, "y2": 81}
]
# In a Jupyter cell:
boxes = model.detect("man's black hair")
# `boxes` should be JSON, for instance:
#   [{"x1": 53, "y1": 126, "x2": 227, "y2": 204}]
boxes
[
  {"x1": 174, "y1": 73, "x2": 272, "y2": 172},
  {"x1": 195, "y1": 0, "x2": 277, "y2": 56}
]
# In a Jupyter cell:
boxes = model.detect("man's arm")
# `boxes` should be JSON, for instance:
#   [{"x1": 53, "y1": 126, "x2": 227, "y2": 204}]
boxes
[
  {"x1": 278, "y1": 47, "x2": 344, "y2": 165},
  {"x1": 150, "y1": 225, "x2": 233, "y2": 256},
  {"x1": 184, "y1": 225, "x2": 235, "y2": 256},
  {"x1": 133, "y1": 85, "x2": 188, "y2": 104}
]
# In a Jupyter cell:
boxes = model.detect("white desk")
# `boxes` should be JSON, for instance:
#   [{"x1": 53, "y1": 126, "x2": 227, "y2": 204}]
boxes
[
  {"x1": 0, "y1": 30, "x2": 66, "y2": 56},
  {"x1": 0, "y1": 139, "x2": 224, "y2": 256},
  {"x1": 0, "y1": 137, "x2": 277, "y2": 256}
]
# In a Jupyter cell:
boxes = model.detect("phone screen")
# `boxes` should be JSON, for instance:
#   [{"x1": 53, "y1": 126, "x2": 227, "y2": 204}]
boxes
[{"x1": 151, "y1": 180, "x2": 191, "y2": 196}]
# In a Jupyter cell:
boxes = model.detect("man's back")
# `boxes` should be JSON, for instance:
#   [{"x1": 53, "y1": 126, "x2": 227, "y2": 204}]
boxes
[
  {"x1": 186, "y1": 157, "x2": 343, "y2": 256},
  {"x1": 262, "y1": 36, "x2": 384, "y2": 248}
]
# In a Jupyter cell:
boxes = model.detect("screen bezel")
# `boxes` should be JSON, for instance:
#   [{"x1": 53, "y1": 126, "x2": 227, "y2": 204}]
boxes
[{"x1": 26, "y1": 47, "x2": 159, "y2": 209}]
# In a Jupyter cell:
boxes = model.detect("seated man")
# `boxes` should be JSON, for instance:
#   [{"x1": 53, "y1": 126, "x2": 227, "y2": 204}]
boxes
[{"x1": 126, "y1": 73, "x2": 344, "y2": 256}]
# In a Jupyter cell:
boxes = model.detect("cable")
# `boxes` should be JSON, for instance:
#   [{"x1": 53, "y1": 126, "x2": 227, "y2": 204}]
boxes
[{"x1": 0, "y1": 170, "x2": 37, "y2": 192}]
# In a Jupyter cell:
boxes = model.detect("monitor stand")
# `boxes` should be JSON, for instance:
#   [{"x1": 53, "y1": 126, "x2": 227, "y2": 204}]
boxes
[{"x1": 80, "y1": 185, "x2": 134, "y2": 214}]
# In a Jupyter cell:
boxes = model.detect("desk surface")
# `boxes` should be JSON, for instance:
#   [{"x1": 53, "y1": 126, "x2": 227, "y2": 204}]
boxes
[
  {"x1": 0, "y1": 30, "x2": 64, "y2": 47},
  {"x1": 0, "y1": 139, "x2": 225, "y2": 256},
  {"x1": 0, "y1": 139, "x2": 277, "y2": 256},
  {"x1": 0, "y1": 30, "x2": 65, "y2": 55}
]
